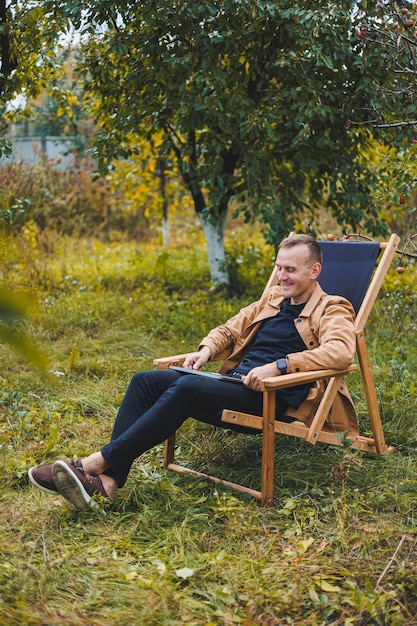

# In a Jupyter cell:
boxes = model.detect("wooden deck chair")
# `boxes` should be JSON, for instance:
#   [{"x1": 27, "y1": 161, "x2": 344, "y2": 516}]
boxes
[{"x1": 154, "y1": 233, "x2": 400, "y2": 505}]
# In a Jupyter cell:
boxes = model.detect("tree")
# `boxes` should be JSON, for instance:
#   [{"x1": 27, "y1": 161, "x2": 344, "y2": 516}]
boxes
[
  {"x1": 348, "y1": 1, "x2": 417, "y2": 232},
  {"x1": 0, "y1": 0, "x2": 67, "y2": 156},
  {"x1": 0, "y1": 0, "x2": 17, "y2": 103},
  {"x1": 350, "y1": 1, "x2": 417, "y2": 131},
  {"x1": 1, "y1": 0, "x2": 53, "y2": 102},
  {"x1": 37, "y1": 0, "x2": 395, "y2": 287}
]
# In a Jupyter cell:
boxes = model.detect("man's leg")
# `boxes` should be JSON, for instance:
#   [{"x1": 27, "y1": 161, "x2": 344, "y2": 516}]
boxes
[
  {"x1": 109, "y1": 369, "x2": 181, "y2": 440},
  {"x1": 28, "y1": 369, "x2": 179, "y2": 500},
  {"x1": 52, "y1": 372, "x2": 263, "y2": 510},
  {"x1": 30, "y1": 369, "x2": 290, "y2": 509},
  {"x1": 100, "y1": 372, "x2": 264, "y2": 487}
]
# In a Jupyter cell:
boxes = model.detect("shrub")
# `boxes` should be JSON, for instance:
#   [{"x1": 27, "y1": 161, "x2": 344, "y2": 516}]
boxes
[{"x1": 0, "y1": 157, "x2": 152, "y2": 238}]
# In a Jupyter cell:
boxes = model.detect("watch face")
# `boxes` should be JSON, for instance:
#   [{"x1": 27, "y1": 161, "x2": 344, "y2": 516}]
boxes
[{"x1": 277, "y1": 359, "x2": 287, "y2": 374}]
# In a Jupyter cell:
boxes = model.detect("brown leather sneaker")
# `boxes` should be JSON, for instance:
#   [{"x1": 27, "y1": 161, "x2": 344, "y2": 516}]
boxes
[
  {"x1": 28, "y1": 459, "x2": 84, "y2": 496},
  {"x1": 52, "y1": 460, "x2": 109, "y2": 512},
  {"x1": 28, "y1": 463, "x2": 58, "y2": 495}
]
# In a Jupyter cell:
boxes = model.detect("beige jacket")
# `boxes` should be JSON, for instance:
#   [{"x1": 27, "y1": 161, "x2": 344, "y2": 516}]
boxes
[{"x1": 199, "y1": 282, "x2": 358, "y2": 434}]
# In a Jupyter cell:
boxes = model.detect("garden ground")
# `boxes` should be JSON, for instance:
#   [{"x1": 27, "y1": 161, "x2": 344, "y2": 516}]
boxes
[{"x1": 1, "y1": 228, "x2": 417, "y2": 625}]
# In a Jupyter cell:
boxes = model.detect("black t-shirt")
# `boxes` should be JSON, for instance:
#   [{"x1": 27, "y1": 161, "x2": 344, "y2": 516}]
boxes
[{"x1": 230, "y1": 299, "x2": 311, "y2": 409}]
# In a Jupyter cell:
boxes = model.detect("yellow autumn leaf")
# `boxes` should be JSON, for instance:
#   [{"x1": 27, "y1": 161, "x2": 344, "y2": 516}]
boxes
[
  {"x1": 296, "y1": 537, "x2": 314, "y2": 553},
  {"x1": 315, "y1": 579, "x2": 341, "y2": 593}
]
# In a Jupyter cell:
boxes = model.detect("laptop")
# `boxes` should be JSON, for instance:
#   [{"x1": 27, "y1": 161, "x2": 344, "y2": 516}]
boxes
[{"x1": 169, "y1": 365, "x2": 244, "y2": 384}]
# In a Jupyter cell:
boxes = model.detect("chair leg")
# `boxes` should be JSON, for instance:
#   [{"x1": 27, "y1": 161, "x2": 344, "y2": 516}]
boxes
[
  {"x1": 356, "y1": 331, "x2": 388, "y2": 453},
  {"x1": 261, "y1": 390, "x2": 276, "y2": 506},
  {"x1": 164, "y1": 433, "x2": 176, "y2": 468},
  {"x1": 304, "y1": 376, "x2": 341, "y2": 445}
]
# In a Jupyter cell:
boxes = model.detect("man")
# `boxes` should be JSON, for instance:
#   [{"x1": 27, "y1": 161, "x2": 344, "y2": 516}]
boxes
[{"x1": 28, "y1": 234, "x2": 358, "y2": 511}]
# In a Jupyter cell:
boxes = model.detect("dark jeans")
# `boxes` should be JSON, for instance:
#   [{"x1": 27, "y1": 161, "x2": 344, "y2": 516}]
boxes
[{"x1": 101, "y1": 369, "x2": 289, "y2": 487}]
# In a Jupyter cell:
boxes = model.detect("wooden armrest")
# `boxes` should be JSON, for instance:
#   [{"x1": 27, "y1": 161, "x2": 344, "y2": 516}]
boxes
[
  {"x1": 260, "y1": 364, "x2": 357, "y2": 390},
  {"x1": 153, "y1": 349, "x2": 231, "y2": 369}
]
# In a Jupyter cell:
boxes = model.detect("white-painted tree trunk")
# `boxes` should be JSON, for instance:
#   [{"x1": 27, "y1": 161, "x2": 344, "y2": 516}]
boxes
[
  {"x1": 198, "y1": 210, "x2": 229, "y2": 287},
  {"x1": 161, "y1": 215, "x2": 169, "y2": 247}
]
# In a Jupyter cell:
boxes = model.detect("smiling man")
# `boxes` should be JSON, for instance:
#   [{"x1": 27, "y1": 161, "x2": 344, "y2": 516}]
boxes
[{"x1": 28, "y1": 234, "x2": 358, "y2": 511}]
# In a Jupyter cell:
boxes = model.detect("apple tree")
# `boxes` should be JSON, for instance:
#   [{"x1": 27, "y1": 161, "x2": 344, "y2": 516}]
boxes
[
  {"x1": 16, "y1": 1, "x2": 398, "y2": 285},
  {"x1": 349, "y1": 1, "x2": 417, "y2": 231}
]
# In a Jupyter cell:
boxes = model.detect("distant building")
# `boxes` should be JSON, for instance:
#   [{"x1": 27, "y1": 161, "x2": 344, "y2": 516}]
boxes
[{"x1": 0, "y1": 136, "x2": 80, "y2": 170}]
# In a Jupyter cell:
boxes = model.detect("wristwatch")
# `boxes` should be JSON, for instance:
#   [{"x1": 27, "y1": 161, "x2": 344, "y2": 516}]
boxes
[{"x1": 276, "y1": 358, "x2": 287, "y2": 375}]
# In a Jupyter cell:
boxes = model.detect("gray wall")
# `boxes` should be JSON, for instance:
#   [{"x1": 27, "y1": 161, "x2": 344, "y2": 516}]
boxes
[{"x1": 1, "y1": 137, "x2": 78, "y2": 169}]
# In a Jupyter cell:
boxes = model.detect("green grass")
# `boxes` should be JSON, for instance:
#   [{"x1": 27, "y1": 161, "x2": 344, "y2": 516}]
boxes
[{"x1": 1, "y1": 230, "x2": 417, "y2": 625}]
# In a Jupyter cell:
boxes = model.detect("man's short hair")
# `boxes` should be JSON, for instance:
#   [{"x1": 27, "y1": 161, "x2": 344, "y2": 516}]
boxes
[{"x1": 279, "y1": 234, "x2": 322, "y2": 266}]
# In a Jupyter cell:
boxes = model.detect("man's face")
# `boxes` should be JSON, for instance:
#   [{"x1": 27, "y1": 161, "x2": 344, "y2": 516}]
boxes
[{"x1": 275, "y1": 244, "x2": 321, "y2": 305}]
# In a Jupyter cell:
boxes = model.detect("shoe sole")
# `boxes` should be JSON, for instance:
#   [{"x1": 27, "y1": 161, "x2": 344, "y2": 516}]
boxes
[
  {"x1": 28, "y1": 467, "x2": 59, "y2": 495},
  {"x1": 52, "y1": 461, "x2": 106, "y2": 514}
]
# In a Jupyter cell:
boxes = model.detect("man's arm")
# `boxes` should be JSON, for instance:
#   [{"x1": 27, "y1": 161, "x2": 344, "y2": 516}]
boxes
[
  {"x1": 287, "y1": 299, "x2": 356, "y2": 373},
  {"x1": 242, "y1": 360, "x2": 287, "y2": 391},
  {"x1": 182, "y1": 346, "x2": 212, "y2": 370}
]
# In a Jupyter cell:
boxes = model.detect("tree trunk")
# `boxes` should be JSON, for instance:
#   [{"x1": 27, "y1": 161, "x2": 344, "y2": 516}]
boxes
[
  {"x1": 161, "y1": 215, "x2": 169, "y2": 247},
  {"x1": 175, "y1": 130, "x2": 231, "y2": 287},
  {"x1": 197, "y1": 209, "x2": 229, "y2": 288},
  {"x1": 157, "y1": 157, "x2": 169, "y2": 246},
  {"x1": 0, "y1": 0, "x2": 18, "y2": 96}
]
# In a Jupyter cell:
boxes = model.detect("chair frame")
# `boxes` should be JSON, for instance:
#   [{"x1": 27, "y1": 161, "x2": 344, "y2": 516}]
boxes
[{"x1": 154, "y1": 233, "x2": 400, "y2": 505}]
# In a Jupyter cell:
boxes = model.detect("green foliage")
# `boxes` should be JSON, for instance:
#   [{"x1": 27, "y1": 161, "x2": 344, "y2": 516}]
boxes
[
  {"x1": 1, "y1": 229, "x2": 417, "y2": 624},
  {"x1": 364, "y1": 263, "x2": 417, "y2": 447},
  {"x1": 352, "y1": 1, "x2": 417, "y2": 133},
  {"x1": 350, "y1": 2, "x2": 417, "y2": 232},
  {"x1": 3, "y1": 0, "x2": 415, "y2": 287},
  {"x1": 40, "y1": 2, "x2": 393, "y2": 257},
  {"x1": 370, "y1": 142, "x2": 417, "y2": 236},
  {"x1": 0, "y1": 146, "x2": 198, "y2": 246},
  {"x1": 0, "y1": 1, "x2": 61, "y2": 105}
]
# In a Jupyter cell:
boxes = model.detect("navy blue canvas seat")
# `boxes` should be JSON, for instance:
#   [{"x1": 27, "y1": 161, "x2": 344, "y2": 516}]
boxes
[
  {"x1": 318, "y1": 241, "x2": 381, "y2": 313},
  {"x1": 155, "y1": 234, "x2": 400, "y2": 505}
]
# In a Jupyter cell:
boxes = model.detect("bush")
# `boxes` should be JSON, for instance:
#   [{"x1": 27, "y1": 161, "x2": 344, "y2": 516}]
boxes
[{"x1": 0, "y1": 157, "x2": 153, "y2": 239}]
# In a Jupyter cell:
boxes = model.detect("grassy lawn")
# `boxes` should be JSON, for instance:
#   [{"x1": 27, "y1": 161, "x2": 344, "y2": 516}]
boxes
[{"x1": 1, "y1": 229, "x2": 417, "y2": 625}]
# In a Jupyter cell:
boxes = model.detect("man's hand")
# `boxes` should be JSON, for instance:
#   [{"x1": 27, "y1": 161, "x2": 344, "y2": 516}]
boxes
[
  {"x1": 182, "y1": 346, "x2": 212, "y2": 370},
  {"x1": 242, "y1": 362, "x2": 280, "y2": 391}
]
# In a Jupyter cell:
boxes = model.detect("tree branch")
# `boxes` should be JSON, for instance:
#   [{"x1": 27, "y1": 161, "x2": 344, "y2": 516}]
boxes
[{"x1": 347, "y1": 118, "x2": 417, "y2": 129}]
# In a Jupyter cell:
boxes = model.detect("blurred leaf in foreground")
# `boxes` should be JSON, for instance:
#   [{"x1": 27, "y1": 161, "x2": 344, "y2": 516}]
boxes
[{"x1": 0, "y1": 288, "x2": 49, "y2": 376}]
